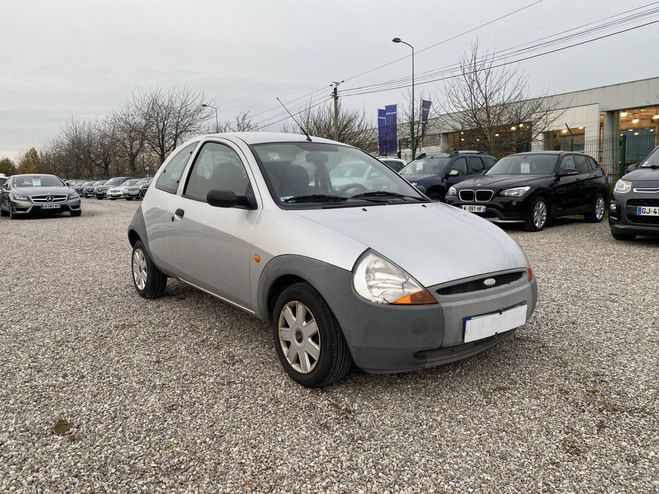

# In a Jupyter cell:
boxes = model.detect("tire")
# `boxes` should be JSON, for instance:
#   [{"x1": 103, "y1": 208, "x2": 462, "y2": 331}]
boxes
[
  {"x1": 611, "y1": 231, "x2": 635, "y2": 241},
  {"x1": 427, "y1": 189, "x2": 446, "y2": 202},
  {"x1": 8, "y1": 204, "x2": 15, "y2": 220},
  {"x1": 131, "y1": 240, "x2": 167, "y2": 299},
  {"x1": 525, "y1": 197, "x2": 549, "y2": 231},
  {"x1": 70, "y1": 210, "x2": 81, "y2": 217},
  {"x1": 0, "y1": 207, "x2": 7, "y2": 217},
  {"x1": 585, "y1": 194, "x2": 605, "y2": 222},
  {"x1": 272, "y1": 282, "x2": 352, "y2": 388}
]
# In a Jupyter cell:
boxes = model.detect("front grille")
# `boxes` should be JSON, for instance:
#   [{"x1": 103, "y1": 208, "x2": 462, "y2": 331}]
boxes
[
  {"x1": 476, "y1": 190, "x2": 494, "y2": 202},
  {"x1": 459, "y1": 190, "x2": 474, "y2": 202},
  {"x1": 436, "y1": 271, "x2": 525, "y2": 296},
  {"x1": 31, "y1": 194, "x2": 67, "y2": 203},
  {"x1": 627, "y1": 198, "x2": 659, "y2": 207},
  {"x1": 633, "y1": 186, "x2": 659, "y2": 193}
]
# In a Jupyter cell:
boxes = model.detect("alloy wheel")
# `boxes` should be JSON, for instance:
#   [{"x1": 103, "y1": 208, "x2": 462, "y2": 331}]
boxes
[
  {"x1": 595, "y1": 196, "x2": 605, "y2": 220},
  {"x1": 533, "y1": 200, "x2": 547, "y2": 229},
  {"x1": 278, "y1": 301, "x2": 321, "y2": 374},
  {"x1": 132, "y1": 248, "x2": 148, "y2": 290}
]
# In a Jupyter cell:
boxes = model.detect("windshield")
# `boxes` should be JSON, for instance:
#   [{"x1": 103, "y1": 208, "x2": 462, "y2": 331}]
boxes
[
  {"x1": 487, "y1": 155, "x2": 557, "y2": 175},
  {"x1": 251, "y1": 142, "x2": 426, "y2": 207},
  {"x1": 400, "y1": 157, "x2": 450, "y2": 176},
  {"x1": 136, "y1": 177, "x2": 151, "y2": 185},
  {"x1": 641, "y1": 148, "x2": 659, "y2": 168},
  {"x1": 105, "y1": 177, "x2": 127, "y2": 186},
  {"x1": 122, "y1": 179, "x2": 139, "y2": 186},
  {"x1": 12, "y1": 175, "x2": 64, "y2": 187}
]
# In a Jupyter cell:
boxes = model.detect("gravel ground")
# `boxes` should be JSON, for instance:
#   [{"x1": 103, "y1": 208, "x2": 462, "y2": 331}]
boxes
[{"x1": 0, "y1": 199, "x2": 657, "y2": 493}]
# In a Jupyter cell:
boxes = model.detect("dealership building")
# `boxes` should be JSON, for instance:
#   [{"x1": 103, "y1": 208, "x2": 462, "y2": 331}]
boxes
[{"x1": 405, "y1": 76, "x2": 659, "y2": 177}]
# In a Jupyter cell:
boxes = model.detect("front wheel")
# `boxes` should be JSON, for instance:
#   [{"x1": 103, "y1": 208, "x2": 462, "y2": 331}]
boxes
[
  {"x1": 585, "y1": 194, "x2": 605, "y2": 222},
  {"x1": 525, "y1": 197, "x2": 549, "y2": 231},
  {"x1": 273, "y1": 283, "x2": 352, "y2": 388},
  {"x1": 131, "y1": 240, "x2": 167, "y2": 298},
  {"x1": 427, "y1": 190, "x2": 446, "y2": 202}
]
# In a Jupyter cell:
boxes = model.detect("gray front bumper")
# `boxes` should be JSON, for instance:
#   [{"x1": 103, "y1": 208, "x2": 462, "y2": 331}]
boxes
[{"x1": 10, "y1": 198, "x2": 81, "y2": 214}]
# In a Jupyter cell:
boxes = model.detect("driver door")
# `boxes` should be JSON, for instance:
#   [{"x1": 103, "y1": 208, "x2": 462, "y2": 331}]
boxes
[
  {"x1": 446, "y1": 157, "x2": 468, "y2": 188},
  {"x1": 552, "y1": 154, "x2": 580, "y2": 211}
]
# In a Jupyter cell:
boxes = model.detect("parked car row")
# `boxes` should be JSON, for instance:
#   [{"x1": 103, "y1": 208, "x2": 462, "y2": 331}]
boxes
[{"x1": 67, "y1": 177, "x2": 152, "y2": 200}]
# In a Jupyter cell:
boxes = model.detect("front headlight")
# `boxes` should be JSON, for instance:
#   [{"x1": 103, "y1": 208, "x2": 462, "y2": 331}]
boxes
[
  {"x1": 501, "y1": 186, "x2": 531, "y2": 197},
  {"x1": 11, "y1": 193, "x2": 28, "y2": 201},
  {"x1": 447, "y1": 186, "x2": 457, "y2": 197},
  {"x1": 69, "y1": 191, "x2": 79, "y2": 199},
  {"x1": 353, "y1": 251, "x2": 437, "y2": 305},
  {"x1": 614, "y1": 179, "x2": 632, "y2": 194}
]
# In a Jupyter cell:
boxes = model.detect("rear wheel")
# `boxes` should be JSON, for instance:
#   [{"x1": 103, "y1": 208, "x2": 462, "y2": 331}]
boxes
[
  {"x1": 525, "y1": 197, "x2": 548, "y2": 231},
  {"x1": 585, "y1": 194, "x2": 605, "y2": 222},
  {"x1": 131, "y1": 240, "x2": 167, "y2": 298},
  {"x1": 273, "y1": 283, "x2": 352, "y2": 388}
]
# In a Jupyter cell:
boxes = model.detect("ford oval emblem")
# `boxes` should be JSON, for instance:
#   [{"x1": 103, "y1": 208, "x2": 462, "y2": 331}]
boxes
[{"x1": 483, "y1": 277, "x2": 496, "y2": 287}]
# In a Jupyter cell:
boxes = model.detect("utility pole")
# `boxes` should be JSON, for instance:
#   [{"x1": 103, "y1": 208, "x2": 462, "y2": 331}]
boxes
[{"x1": 331, "y1": 81, "x2": 343, "y2": 140}]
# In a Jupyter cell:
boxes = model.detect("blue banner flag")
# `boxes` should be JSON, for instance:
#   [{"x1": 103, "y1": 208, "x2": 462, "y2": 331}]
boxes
[
  {"x1": 377, "y1": 109, "x2": 386, "y2": 156},
  {"x1": 421, "y1": 100, "x2": 432, "y2": 137},
  {"x1": 384, "y1": 104, "x2": 397, "y2": 155}
]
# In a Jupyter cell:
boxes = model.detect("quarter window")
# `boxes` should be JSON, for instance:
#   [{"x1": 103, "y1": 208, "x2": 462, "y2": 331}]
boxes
[
  {"x1": 184, "y1": 142, "x2": 251, "y2": 202},
  {"x1": 155, "y1": 142, "x2": 198, "y2": 194},
  {"x1": 452, "y1": 157, "x2": 467, "y2": 175}
]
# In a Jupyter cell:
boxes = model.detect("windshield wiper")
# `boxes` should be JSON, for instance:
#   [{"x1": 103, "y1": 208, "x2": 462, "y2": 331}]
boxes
[
  {"x1": 283, "y1": 194, "x2": 348, "y2": 204},
  {"x1": 351, "y1": 191, "x2": 426, "y2": 202}
]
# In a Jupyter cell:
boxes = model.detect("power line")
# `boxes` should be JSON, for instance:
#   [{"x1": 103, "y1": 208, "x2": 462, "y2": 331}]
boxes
[{"x1": 341, "y1": 18, "x2": 659, "y2": 97}]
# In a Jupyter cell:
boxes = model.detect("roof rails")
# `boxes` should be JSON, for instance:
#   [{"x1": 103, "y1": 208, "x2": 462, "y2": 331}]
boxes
[{"x1": 449, "y1": 150, "x2": 483, "y2": 156}]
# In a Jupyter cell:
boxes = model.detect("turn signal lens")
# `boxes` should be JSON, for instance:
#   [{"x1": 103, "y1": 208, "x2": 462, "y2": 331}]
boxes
[
  {"x1": 527, "y1": 267, "x2": 534, "y2": 282},
  {"x1": 392, "y1": 289, "x2": 437, "y2": 305}
]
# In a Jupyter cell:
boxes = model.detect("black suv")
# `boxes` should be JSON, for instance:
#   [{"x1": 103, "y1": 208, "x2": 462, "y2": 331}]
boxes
[
  {"x1": 609, "y1": 146, "x2": 659, "y2": 240},
  {"x1": 399, "y1": 151, "x2": 496, "y2": 201},
  {"x1": 446, "y1": 151, "x2": 608, "y2": 231}
]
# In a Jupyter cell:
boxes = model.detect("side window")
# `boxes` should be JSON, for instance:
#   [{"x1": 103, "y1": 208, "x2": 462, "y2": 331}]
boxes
[
  {"x1": 482, "y1": 157, "x2": 496, "y2": 168},
  {"x1": 467, "y1": 156, "x2": 483, "y2": 174},
  {"x1": 155, "y1": 142, "x2": 198, "y2": 194},
  {"x1": 573, "y1": 155, "x2": 590, "y2": 174},
  {"x1": 559, "y1": 155, "x2": 576, "y2": 172},
  {"x1": 451, "y1": 157, "x2": 467, "y2": 175},
  {"x1": 184, "y1": 142, "x2": 251, "y2": 202},
  {"x1": 588, "y1": 157, "x2": 598, "y2": 171}
]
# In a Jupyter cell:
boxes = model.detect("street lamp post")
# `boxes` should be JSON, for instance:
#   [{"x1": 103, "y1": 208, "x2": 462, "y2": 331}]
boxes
[
  {"x1": 392, "y1": 37, "x2": 415, "y2": 160},
  {"x1": 201, "y1": 103, "x2": 219, "y2": 133}
]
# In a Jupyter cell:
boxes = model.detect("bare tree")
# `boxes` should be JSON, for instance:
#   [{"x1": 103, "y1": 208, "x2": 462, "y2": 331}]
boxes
[
  {"x1": 438, "y1": 41, "x2": 560, "y2": 156},
  {"x1": 282, "y1": 101, "x2": 374, "y2": 150},
  {"x1": 110, "y1": 103, "x2": 149, "y2": 176},
  {"x1": 226, "y1": 111, "x2": 258, "y2": 132},
  {"x1": 137, "y1": 86, "x2": 212, "y2": 164},
  {"x1": 396, "y1": 90, "x2": 433, "y2": 157}
]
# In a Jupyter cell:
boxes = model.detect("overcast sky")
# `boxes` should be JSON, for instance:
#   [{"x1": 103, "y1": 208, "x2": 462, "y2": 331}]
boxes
[{"x1": 1, "y1": 0, "x2": 657, "y2": 159}]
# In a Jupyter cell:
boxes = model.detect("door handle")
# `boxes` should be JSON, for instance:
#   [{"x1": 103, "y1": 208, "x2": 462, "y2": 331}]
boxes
[{"x1": 172, "y1": 208, "x2": 185, "y2": 221}]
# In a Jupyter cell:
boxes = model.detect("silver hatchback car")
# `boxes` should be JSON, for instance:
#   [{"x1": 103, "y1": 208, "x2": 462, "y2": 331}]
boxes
[{"x1": 128, "y1": 133, "x2": 537, "y2": 387}]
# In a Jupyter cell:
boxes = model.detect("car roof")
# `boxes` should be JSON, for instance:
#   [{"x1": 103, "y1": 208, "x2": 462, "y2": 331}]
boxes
[
  {"x1": 513, "y1": 151, "x2": 589, "y2": 156},
  {"x1": 185, "y1": 132, "x2": 342, "y2": 146}
]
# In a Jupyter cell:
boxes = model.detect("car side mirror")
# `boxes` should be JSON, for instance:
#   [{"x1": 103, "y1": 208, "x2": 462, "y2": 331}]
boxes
[
  {"x1": 558, "y1": 168, "x2": 578, "y2": 176},
  {"x1": 626, "y1": 163, "x2": 638, "y2": 172},
  {"x1": 207, "y1": 190, "x2": 256, "y2": 209},
  {"x1": 448, "y1": 169, "x2": 459, "y2": 177}
]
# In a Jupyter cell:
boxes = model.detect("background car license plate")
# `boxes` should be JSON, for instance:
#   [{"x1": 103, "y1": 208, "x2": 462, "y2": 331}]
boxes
[
  {"x1": 636, "y1": 206, "x2": 659, "y2": 216},
  {"x1": 40, "y1": 204, "x2": 60, "y2": 209},
  {"x1": 462, "y1": 205, "x2": 486, "y2": 213},
  {"x1": 464, "y1": 304, "x2": 527, "y2": 343}
]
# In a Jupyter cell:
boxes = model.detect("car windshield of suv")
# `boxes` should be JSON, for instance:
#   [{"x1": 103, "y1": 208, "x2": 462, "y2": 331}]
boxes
[
  {"x1": 13, "y1": 175, "x2": 63, "y2": 187},
  {"x1": 487, "y1": 155, "x2": 558, "y2": 175},
  {"x1": 251, "y1": 142, "x2": 427, "y2": 207},
  {"x1": 640, "y1": 148, "x2": 659, "y2": 168},
  {"x1": 400, "y1": 157, "x2": 450, "y2": 176}
]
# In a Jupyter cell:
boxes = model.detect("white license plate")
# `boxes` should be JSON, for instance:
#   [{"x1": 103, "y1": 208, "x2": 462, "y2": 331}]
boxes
[
  {"x1": 464, "y1": 304, "x2": 527, "y2": 343},
  {"x1": 636, "y1": 206, "x2": 659, "y2": 216},
  {"x1": 40, "y1": 204, "x2": 61, "y2": 209},
  {"x1": 462, "y1": 205, "x2": 486, "y2": 213}
]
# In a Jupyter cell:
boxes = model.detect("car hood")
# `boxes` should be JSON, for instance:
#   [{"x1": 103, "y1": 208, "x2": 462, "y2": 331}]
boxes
[
  {"x1": 292, "y1": 203, "x2": 527, "y2": 287},
  {"x1": 455, "y1": 174, "x2": 551, "y2": 190},
  {"x1": 622, "y1": 167, "x2": 659, "y2": 182},
  {"x1": 13, "y1": 186, "x2": 71, "y2": 196}
]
